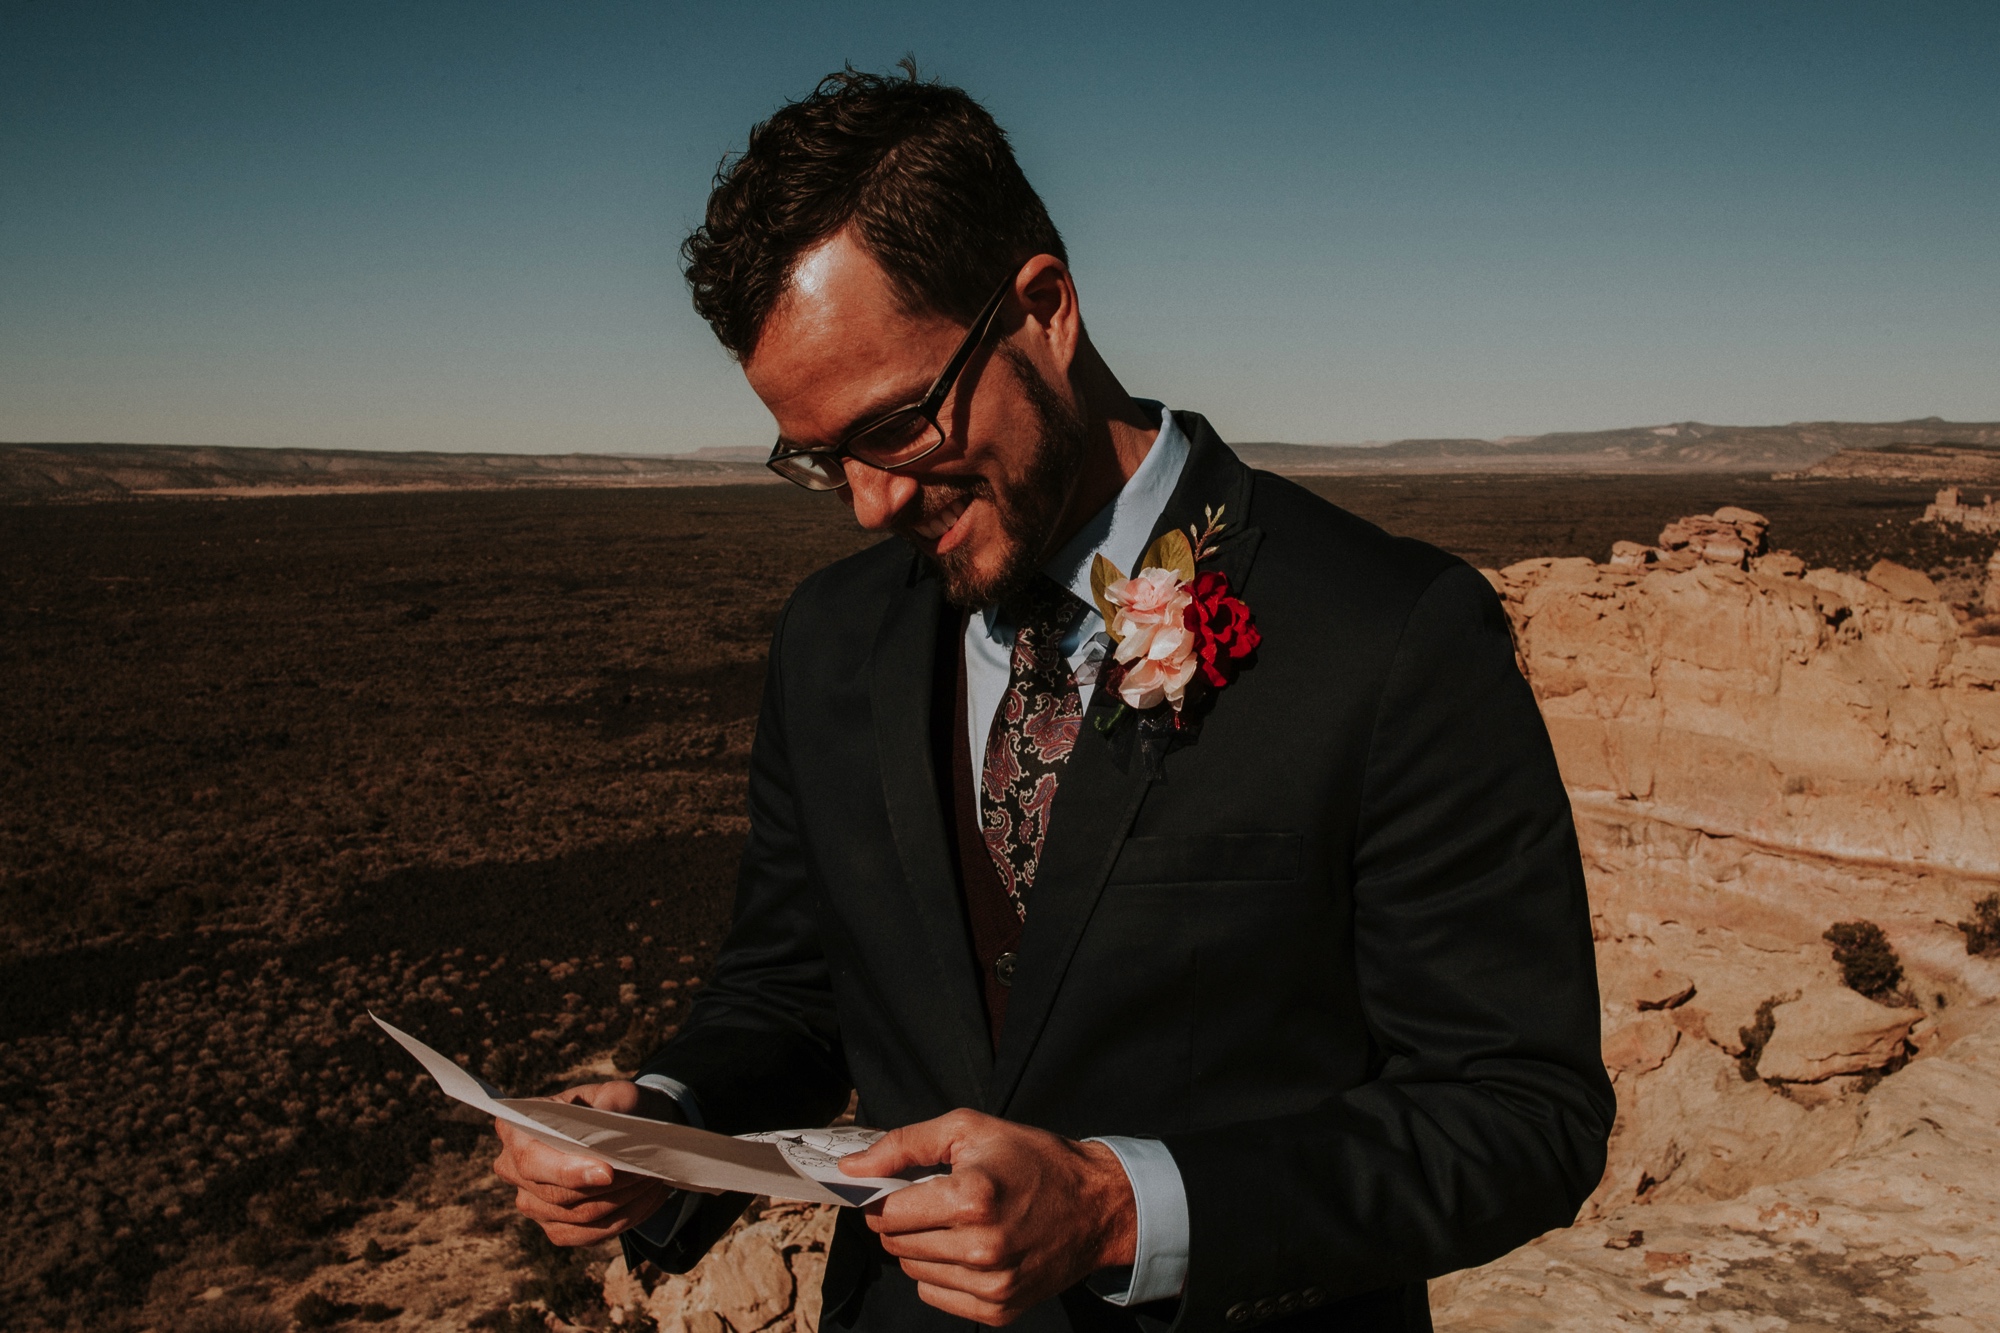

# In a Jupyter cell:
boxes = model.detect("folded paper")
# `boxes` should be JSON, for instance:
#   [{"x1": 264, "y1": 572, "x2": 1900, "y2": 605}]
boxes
[{"x1": 373, "y1": 1014, "x2": 918, "y2": 1207}]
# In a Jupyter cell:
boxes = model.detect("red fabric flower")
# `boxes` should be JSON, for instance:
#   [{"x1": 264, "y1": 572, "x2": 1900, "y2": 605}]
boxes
[{"x1": 1181, "y1": 570, "x2": 1260, "y2": 688}]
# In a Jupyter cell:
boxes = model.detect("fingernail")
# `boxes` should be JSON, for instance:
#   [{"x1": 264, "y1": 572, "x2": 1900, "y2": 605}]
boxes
[{"x1": 585, "y1": 1166, "x2": 611, "y2": 1186}]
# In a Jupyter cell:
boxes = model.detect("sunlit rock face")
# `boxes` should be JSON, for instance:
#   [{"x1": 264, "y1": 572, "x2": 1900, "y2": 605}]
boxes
[{"x1": 1433, "y1": 521, "x2": 2000, "y2": 1329}]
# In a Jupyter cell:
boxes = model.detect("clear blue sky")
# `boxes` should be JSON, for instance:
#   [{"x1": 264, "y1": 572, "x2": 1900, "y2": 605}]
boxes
[{"x1": 4, "y1": 1, "x2": 1996, "y2": 452}]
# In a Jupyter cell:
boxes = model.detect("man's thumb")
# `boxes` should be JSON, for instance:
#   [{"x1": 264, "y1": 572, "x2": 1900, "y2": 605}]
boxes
[{"x1": 838, "y1": 1112, "x2": 967, "y2": 1177}]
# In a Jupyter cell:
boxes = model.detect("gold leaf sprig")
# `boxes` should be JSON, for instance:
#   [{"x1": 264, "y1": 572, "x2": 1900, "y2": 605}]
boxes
[{"x1": 1188, "y1": 504, "x2": 1228, "y2": 563}]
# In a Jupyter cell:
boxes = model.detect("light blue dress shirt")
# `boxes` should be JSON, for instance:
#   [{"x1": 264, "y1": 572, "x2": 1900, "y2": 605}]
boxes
[
  {"x1": 963, "y1": 402, "x2": 1191, "y2": 1304},
  {"x1": 962, "y1": 402, "x2": 1191, "y2": 806},
  {"x1": 637, "y1": 403, "x2": 1194, "y2": 1305}
]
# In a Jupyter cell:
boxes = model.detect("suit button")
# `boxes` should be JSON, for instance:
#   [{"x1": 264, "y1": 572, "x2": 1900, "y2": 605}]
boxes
[
  {"x1": 1224, "y1": 1302, "x2": 1252, "y2": 1325},
  {"x1": 1302, "y1": 1287, "x2": 1326, "y2": 1307},
  {"x1": 994, "y1": 952, "x2": 1018, "y2": 986},
  {"x1": 1276, "y1": 1293, "x2": 1300, "y2": 1314},
  {"x1": 1253, "y1": 1298, "x2": 1277, "y2": 1319}
]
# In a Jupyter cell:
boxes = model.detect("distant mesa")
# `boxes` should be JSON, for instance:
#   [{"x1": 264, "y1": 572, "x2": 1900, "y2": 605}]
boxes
[
  {"x1": 1234, "y1": 418, "x2": 2000, "y2": 475},
  {"x1": 685, "y1": 445, "x2": 773, "y2": 463},
  {"x1": 1785, "y1": 439, "x2": 2000, "y2": 484},
  {"x1": 0, "y1": 441, "x2": 776, "y2": 502}
]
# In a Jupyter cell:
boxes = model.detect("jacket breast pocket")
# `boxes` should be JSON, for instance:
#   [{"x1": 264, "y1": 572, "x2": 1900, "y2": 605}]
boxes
[{"x1": 1107, "y1": 832, "x2": 1303, "y2": 885}]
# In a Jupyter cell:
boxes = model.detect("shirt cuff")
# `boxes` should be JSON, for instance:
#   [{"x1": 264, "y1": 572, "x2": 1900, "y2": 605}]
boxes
[
  {"x1": 634, "y1": 1073, "x2": 705, "y2": 1129},
  {"x1": 628, "y1": 1075, "x2": 705, "y2": 1245},
  {"x1": 1081, "y1": 1136, "x2": 1189, "y2": 1305}
]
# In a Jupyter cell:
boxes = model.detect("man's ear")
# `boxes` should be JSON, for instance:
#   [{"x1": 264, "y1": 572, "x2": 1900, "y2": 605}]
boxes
[{"x1": 1011, "y1": 255, "x2": 1081, "y2": 378}]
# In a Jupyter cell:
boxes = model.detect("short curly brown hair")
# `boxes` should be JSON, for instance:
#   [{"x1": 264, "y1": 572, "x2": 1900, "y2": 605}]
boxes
[{"x1": 682, "y1": 62, "x2": 1067, "y2": 361}]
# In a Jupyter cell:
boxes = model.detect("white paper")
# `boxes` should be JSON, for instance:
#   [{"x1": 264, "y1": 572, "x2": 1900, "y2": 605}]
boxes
[{"x1": 372, "y1": 1014, "x2": 918, "y2": 1207}]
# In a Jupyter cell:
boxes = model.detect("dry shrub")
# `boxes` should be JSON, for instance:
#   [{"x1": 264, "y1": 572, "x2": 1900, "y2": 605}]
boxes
[
  {"x1": 613, "y1": 1015, "x2": 660, "y2": 1073},
  {"x1": 1737, "y1": 997, "x2": 1781, "y2": 1081},
  {"x1": 177, "y1": 1309, "x2": 287, "y2": 1333},
  {"x1": 1823, "y1": 921, "x2": 1910, "y2": 1005},
  {"x1": 291, "y1": 1291, "x2": 356, "y2": 1330},
  {"x1": 511, "y1": 1218, "x2": 600, "y2": 1321},
  {"x1": 1960, "y1": 893, "x2": 2000, "y2": 957}
]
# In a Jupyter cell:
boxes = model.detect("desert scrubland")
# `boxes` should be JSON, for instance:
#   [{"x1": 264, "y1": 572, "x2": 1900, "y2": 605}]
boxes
[{"x1": 3, "y1": 467, "x2": 1998, "y2": 1331}]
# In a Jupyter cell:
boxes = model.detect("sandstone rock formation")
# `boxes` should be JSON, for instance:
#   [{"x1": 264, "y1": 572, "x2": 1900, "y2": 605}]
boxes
[
  {"x1": 600, "y1": 1201, "x2": 836, "y2": 1333},
  {"x1": 1609, "y1": 506, "x2": 1772, "y2": 573},
  {"x1": 1433, "y1": 517, "x2": 2000, "y2": 1328},
  {"x1": 1923, "y1": 486, "x2": 2000, "y2": 535}
]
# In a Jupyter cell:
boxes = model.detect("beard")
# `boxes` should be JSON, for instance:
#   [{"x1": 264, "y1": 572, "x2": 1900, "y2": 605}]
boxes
[{"x1": 918, "y1": 346, "x2": 1091, "y2": 611}]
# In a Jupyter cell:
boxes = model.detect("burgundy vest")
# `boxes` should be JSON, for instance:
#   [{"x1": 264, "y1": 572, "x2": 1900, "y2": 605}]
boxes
[{"x1": 931, "y1": 611, "x2": 1024, "y2": 1049}]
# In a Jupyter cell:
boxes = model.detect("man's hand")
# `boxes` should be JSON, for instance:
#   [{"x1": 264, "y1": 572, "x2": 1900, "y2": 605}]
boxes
[
  {"x1": 492, "y1": 1080, "x2": 682, "y2": 1246},
  {"x1": 838, "y1": 1109, "x2": 1137, "y2": 1326}
]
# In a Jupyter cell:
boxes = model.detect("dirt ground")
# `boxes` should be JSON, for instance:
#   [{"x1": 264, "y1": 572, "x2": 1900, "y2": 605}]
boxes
[{"x1": 2, "y1": 473, "x2": 1992, "y2": 1331}]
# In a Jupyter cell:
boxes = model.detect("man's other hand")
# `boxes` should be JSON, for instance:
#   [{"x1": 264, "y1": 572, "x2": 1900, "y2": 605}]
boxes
[
  {"x1": 838, "y1": 1109, "x2": 1138, "y2": 1326},
  {"x1": 492, "y1": 1080, "x2": 681, "y2": 1246}
]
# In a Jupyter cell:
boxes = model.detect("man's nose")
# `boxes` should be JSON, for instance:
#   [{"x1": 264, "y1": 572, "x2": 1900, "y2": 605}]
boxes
[{"x1": 842, "y1": 459, "x2": 919, "y2": 531}]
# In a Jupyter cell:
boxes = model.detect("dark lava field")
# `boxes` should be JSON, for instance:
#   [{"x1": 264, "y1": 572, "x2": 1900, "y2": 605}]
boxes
[{"x1": 1, "y1": 473, "x2": 1990, "y2": 1330}]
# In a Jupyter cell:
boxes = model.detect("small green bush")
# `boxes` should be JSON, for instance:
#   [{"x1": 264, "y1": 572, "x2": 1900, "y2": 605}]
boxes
[{"x1": 1824, "y1": 920, "x2": 1908, "y2": 1004}]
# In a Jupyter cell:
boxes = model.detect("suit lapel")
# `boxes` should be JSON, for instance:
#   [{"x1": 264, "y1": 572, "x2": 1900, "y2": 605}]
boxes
[
  {"x1": 869, "y1": 563, "x2": 995, "y2": 1098},
  {"x1": 986, "y1": 413, "x2": 1263, "y2": 1111}
]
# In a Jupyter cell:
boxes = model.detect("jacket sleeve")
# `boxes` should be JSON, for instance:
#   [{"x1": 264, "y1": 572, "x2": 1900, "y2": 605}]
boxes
[
  {"x1": 624, "y1": 598, "x2": 853, "y2": 1271},
  {"x1": 1162, "y1": 562, "x2": 1615, "y2": 1328}
]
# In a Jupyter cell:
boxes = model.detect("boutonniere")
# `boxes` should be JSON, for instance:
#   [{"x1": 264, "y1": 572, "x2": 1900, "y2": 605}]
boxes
[{"x1": 1089, "y1": 505, "x2": 1261, "y2": 736}]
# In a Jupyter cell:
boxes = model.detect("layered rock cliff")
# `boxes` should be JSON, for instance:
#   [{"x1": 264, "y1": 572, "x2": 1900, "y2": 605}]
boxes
[{"x1": 1433, "y1": 517, "x2": 2000, "y2": 1328}]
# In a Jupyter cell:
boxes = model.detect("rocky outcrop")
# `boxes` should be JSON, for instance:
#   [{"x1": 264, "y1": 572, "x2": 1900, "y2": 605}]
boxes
[
  {"x1": 1924, "y1": 486, "x2": 2000, "y2": 535},
  {"x1": 1434, "y1": 519, "x2": 2000, "y2": 1327},
  {"x1": 601, "y1": 1201, "x2": 835, "y2": 1333},
  {"x1": 1429, "y1": 1015, "x2": 2000, "y2": 1330}
]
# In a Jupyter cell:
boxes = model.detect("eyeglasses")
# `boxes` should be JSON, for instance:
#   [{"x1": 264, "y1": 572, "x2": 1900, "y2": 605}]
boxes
[{"x1": 765, "y1": 273, "x2": 1015, "y2": 492}]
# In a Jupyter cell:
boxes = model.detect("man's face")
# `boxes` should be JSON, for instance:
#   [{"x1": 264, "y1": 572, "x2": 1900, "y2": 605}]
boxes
[{"x1": 744, "y1": 232, "x2": 1086, "y2": 608}]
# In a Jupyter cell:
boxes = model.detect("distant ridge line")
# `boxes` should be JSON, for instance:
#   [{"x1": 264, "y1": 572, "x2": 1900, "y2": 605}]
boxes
[
  {"x1": 1230, "y1": 417, "x2": 2000, "y2": 474},
  {"x1": 0, "y1": 441, "x2": 775, "y2": 502},
  {"x1": 8, "y1": 418, "x2": 2000, "y2": 499}
]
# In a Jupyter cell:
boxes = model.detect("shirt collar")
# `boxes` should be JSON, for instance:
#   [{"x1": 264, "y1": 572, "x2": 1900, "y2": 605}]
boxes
[{"x1": 982, "y1": 401, "x2": 1190, "y2": 629}]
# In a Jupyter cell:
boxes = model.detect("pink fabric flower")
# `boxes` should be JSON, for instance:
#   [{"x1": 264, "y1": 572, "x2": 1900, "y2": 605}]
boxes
[{"x1": 1104, "y1": 567, "x2": 1198, "y2": 710}]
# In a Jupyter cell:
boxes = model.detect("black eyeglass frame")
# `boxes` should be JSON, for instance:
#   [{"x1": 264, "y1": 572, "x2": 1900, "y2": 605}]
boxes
[{"x1": 764, "y1": 272, "x2": 1016, "y2": 491}]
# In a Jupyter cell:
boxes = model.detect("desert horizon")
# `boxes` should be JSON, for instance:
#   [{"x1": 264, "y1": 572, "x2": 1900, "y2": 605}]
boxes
[{"x1": 7, "y1": 417, "x2": 2000, "y2": 504}]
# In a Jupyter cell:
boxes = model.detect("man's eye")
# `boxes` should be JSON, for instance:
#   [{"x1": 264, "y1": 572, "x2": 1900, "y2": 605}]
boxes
[{"x1": 851, "y1": 412, "x2": 939, "y2": 462}]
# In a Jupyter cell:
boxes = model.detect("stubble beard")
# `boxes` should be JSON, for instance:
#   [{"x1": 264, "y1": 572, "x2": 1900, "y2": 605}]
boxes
[{"x1": 919, "y1": 347, "x2": 1091, "y2": 611}]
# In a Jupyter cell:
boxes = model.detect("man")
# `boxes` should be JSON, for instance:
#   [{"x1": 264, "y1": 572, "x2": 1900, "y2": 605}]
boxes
[{"x1": 495, "y1": 66, "x2": 1613, "y2": 1333}]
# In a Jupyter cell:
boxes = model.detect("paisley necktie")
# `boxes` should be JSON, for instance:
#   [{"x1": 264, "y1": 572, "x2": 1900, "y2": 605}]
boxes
[{"x1": 979, "y1": 575, "x2": 1088, "y2": 920}]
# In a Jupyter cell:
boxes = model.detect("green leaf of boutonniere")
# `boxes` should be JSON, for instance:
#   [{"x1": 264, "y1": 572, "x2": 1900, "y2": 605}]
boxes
[{"x1": 1090, "y1": 553, "x2": 1125, "y2": 639}]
